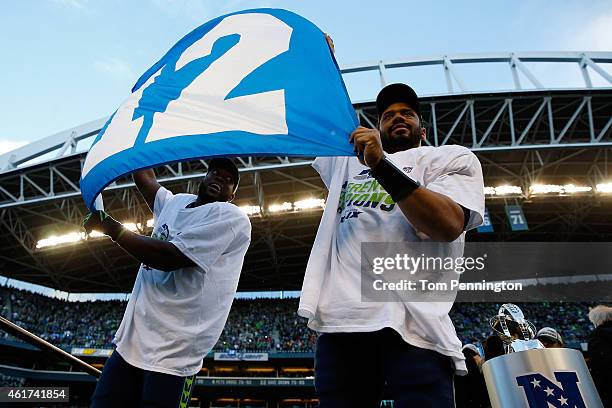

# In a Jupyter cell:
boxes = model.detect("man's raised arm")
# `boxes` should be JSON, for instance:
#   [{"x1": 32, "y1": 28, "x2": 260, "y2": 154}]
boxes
[
  {"x1": 350, "y1": 127, "x2": 469, "y2": 242},
  {"x1": 133, "y1": 169, "x2": 161, "y2": 212}
]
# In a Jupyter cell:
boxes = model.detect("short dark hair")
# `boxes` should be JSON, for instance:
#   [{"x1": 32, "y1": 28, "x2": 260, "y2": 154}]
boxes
[{"x1": 208, "y1": 158, "x2": 240, "y2": 193}]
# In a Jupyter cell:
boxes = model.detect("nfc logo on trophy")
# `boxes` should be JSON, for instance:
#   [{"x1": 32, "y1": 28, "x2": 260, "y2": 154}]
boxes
[{"x1": 516, "y1": 372, "x2": 586, "y2": 408}]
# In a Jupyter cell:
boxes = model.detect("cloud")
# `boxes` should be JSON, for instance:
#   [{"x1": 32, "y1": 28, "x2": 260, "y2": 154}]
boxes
[
  {"x1": 554, "y1": 11, "x2": 612, "y2": 87},
  {"x1": 50, "y1": 0, "x2": 89, "y2": 11},
  {"x1": 151, "y1": 0, "x2": 270, "y2": 21},
  {"x1": 0, "y1": 140, "x2": 27, "y2": 155},
  {"x1": 568, "y1": 13, "x2": 612, "y2": 51},
  {"x1": 93, "y1": 57, "x2": 136, "y2": 81},
  {"x1": 151, "y1": 0, "x2": 209, "y2": 18}
]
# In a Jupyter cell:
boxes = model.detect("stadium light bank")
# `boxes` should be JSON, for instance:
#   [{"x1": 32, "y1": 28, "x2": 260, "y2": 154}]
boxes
[
  {"x1": 35, "y1": 183, "x2": 612, "y2": 249},
  {"x1": 36, "y1": 198, "x2": 326, "y2": 249}
]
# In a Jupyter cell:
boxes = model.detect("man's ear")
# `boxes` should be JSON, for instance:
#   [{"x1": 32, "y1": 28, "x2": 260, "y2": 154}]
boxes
[{"x1": 421, "y1": 127, "x2": 427, "y2": 141}]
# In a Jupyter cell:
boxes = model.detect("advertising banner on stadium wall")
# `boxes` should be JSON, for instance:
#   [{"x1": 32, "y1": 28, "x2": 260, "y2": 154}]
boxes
[
  {"x1": 198, "y1": 377, "x2": 313, "y2": 387},
  {"x1": 80, "y1": 8, "x2": 358, "y2": 210},
  {"x1": 70, "y1": 348, "x2": 113, "y2": 357},
  {"x1": 213, "y1": 352, "x2": 269, "y2": 361}
]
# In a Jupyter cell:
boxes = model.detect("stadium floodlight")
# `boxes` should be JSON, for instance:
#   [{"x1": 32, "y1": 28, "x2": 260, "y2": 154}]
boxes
[
  {"x1": 529, "y1": 184, "x2": 563, "y2": 194},
  {"x1": 36, "y1": 229, "x2": 108, "y2": 249},
  {"x1": 36, "y1": 232, "x2": 84, "y2": 249},
  {"x1": 596, "y1": 183, "x2": 612, "y2": 193},
  {"x1": 484, "y1": 187, "x2": 497, "y2": 195},
  {"x1": 529, "y1": 184, "x2": 592, "y2": 195},
  {"x1": 293, "y1": 198, "x2": 325, "y2": 210},
  {"x1": 146, "y1": 219, "x2": 154, "y2": 228},
  {"x1": 122, "y1": 222, "x2": 140, "y2": 232},
  {"x1": 484, "y1": 185, "x2": 523, "y2": 195},
  {"x1": 493, "y1": 185, "x2": 523, "y2": 195},
  {"x1": 239, "y1": 205, "x2": 261, "y2": 216},
  {"x1": 268, "y1": 202, "x2": 293, "y2": 213},
  {"x1": 561, "y1": 184, "x2": 592, "y2": 194}
]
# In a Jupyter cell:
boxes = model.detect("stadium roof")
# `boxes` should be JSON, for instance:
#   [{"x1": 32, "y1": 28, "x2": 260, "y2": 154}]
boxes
[{"x1": 0, "y1": 52, "x2": 611, "y2": 293}]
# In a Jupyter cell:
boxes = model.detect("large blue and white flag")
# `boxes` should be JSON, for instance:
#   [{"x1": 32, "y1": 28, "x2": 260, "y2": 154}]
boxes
[{"x1": 80, "y1": 8, "x2": 358, "y2": 210}]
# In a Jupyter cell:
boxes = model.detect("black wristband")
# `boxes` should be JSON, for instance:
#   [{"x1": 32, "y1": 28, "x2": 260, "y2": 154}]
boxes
[{"x1": 370, "y1": 156, "x2": 420, "y2": 202}]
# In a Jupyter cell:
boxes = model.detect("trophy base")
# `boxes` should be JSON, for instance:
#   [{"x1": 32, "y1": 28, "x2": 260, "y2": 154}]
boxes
[{"x1": 482, "y1": 348, "x2": 603, "y2": 408}]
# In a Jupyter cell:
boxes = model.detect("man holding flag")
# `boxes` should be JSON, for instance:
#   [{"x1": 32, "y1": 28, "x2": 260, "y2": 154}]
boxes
[
  {"x1": 83, "y1": 158, "x2": 251, "y2": 407},
  {"x1": 76, "y1": 8, "x2": 374, "y2": 406},
  {"x1": 299, "y1": 36, "x2": 485, "y2": 408}
]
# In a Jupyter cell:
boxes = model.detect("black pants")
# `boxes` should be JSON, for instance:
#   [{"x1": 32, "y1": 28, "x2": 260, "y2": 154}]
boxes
[
  {"x1": 91, "y1": 351, "x2": 195, "y2": 408},
  {"x1": 314, "y1": 328, "x2": 455, "y2": 408}
]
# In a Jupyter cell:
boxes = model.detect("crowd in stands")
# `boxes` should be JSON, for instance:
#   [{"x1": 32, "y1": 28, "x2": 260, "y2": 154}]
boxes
[
  {"x1": 451, "y1": 301, "x2": 593, "y2": 346},
  {"x1": 0, "y1": 285, "x2": 601, "y2": 352},
  {"x1": 0, "y1": 286, "x2": 123, "y2": 349},
  {"x1": 2, "y1": 284, "x2": 611, "y2": 405},
  {"x1": 0, "y1": 373, "x2": 24, "y2": 387},
  {"x1": 215, "y1": 298, "x2": 316, "y2": 352}
]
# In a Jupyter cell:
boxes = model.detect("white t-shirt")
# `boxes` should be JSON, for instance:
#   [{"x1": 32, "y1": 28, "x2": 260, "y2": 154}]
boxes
[
  {"x1": 114, "y1": 187, "x2": 251, "y2": 376},
  {"x1": 298, "y1": 145, "x2": 484, "y2": 375}
]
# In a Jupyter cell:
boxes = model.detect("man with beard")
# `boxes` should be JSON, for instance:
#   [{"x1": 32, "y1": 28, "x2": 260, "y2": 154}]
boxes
[
  {"x1": 84, "y1": 158, "x2": 251, "y2": 408},
  {"x1": 299, "y1": 82, "x2": 485, "y2": 407}
]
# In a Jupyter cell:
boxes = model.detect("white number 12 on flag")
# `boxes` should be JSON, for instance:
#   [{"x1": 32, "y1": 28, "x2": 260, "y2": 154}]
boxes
[{"x1": 83, "y1": 13, "x2": 292, "y2": 177}]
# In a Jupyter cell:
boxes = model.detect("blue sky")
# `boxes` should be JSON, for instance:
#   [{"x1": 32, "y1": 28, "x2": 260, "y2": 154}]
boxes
[{"x1": 0, "y1": 0, "x2": 611, "y2": 154}]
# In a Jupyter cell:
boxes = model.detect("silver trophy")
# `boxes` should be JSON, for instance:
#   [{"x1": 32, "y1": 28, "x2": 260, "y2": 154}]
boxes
[{"x1": 489, "y1": 303, "x2": 544, "y2": 353}]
